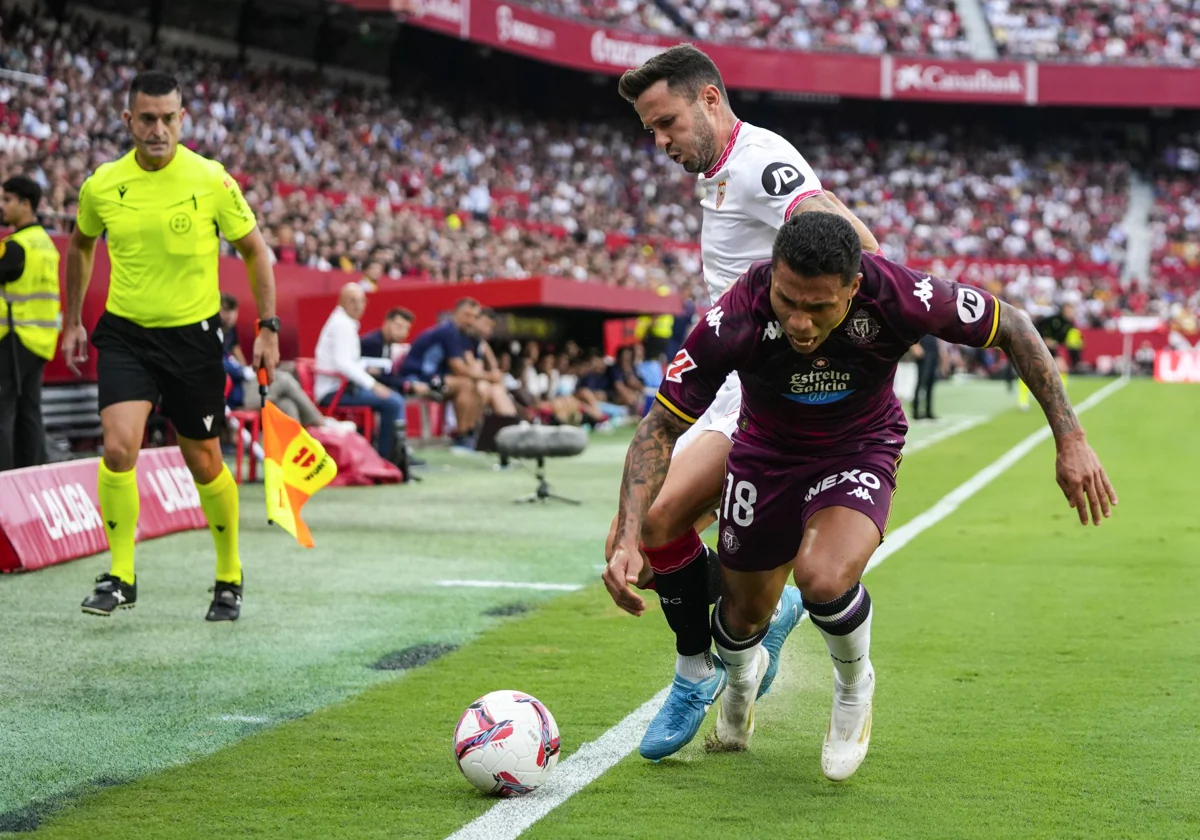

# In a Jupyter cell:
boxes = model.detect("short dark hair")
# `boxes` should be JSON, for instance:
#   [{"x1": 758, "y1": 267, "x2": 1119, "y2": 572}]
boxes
[
  {"x1": 129, "y1": 71, "x2": 181, "y2": 107},
  {"x1": 220, "y1": 292, "x2": 238, "y2": 311},
  {"x1": 2, "y1": 175, "x2": 41, "y2": 211},
  {"x1": 385, "y1": 307, "x2": 414, "y2": 322},
  {"x1": 771, "y1": 212, "x2": 862, "y2": 285},
  {"x1": 617, "y1": 44, "x2": 728, "y2": 104},
  {"x1": 455, "y1": 297, "x2": 481, "y2": 312}
]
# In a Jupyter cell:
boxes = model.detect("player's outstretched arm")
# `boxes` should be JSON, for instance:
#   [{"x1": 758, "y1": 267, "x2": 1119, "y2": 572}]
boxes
[{"x1": 993, "y1": 301, "x2": 1118, "y2": 525}]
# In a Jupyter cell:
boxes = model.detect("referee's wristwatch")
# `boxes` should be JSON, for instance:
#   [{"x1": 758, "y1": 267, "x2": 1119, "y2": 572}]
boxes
[{"x1": 257, "y1": 317, "x2": 282, "y2": 334}]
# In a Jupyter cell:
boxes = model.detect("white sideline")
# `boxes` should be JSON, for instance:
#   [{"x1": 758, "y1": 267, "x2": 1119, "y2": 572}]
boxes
[
  {"x1": 436, "y1": 580, "x2": 584, "y2": 592},
  {"x1": 902, "y1": 415, "x2": 988, "y2": 455},
  {"x1": 445, "y1": 378, "x2": 1127, "y2": 840}
]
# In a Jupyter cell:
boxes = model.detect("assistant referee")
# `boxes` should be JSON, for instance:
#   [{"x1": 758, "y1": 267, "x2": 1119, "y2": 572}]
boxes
[{"x1": 63, "y1": 71, "x2": 280, "y2": 621}]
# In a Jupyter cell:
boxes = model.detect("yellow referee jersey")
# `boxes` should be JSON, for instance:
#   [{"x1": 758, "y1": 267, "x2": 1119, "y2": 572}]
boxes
[{"x1": 75, "y1": 145, "x2": 258, "y2": 328}]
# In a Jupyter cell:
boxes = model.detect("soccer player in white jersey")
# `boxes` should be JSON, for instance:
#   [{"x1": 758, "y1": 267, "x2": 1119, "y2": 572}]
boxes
[{"x1": 602, "y1": 44, "x2": 880, "y2": 760}]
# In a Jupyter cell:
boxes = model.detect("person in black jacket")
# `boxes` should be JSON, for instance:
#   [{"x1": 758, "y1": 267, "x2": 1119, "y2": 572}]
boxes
[{"x1": 910, "y1": 333, "x2": 941, "y2": 421}]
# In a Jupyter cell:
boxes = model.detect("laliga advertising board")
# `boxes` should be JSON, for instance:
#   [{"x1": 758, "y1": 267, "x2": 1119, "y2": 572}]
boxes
[
  {"x1": 1155, "y1": 349, "x2": 1200, "y2": 383},
  {"x1": 0, "y1": 448, "x2": 208, "y2": 573}
]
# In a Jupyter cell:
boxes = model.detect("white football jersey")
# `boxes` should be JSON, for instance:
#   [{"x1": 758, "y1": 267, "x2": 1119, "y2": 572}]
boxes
[{"x1": 698, "y1": 121, "x2": 824, "y2": 303}]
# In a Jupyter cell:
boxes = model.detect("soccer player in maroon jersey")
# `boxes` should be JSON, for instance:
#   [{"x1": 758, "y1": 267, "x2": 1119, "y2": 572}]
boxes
[{"x1": 610, "y1": 212, "x2": 1116, "y2": 780}]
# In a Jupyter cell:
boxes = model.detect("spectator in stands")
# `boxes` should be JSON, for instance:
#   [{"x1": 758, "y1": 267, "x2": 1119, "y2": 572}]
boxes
[
  {"x1": 219, "y1": 293, "x2": 246, "y2": 365},
  {"x1": 219, "y1": 292, "x2": 347, "y2": 428},
  {"x1": 315, "y1": 284, "x2": 407, "y2": 462},
  {"x1": 358, "y1": 260, "x2": 386, "y2": 293},
  {"x1": 606, "y1": 345, "x2": 646, "y2": 413},
  {"x1": 399, "y1": 298, "x2": 486, "y2": 450},
  {"x1": 467, "y1": 308, "x2": 520, "y2": 419},
  {"x1": 360, "y1": 307, "x2": 417, "y2": 390}
]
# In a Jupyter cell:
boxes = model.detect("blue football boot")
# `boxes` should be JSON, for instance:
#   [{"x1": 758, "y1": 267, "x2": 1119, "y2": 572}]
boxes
[
  {"x1": 757, "y1": 585, "x2": 805, "y2": 699},
  {"x1": 639, "y1": 656, "x2": 728, "y2": 760}
]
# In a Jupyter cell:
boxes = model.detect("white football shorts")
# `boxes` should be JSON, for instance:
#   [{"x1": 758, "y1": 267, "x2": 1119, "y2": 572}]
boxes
[{"x1": 672, "y1": 372, "x2": 741, "y2": 456}]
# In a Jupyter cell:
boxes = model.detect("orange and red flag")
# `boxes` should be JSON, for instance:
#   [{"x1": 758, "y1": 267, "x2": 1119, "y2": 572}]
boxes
[{"x1": 261, "y1": 400, "x2": 337, "y2": 547}]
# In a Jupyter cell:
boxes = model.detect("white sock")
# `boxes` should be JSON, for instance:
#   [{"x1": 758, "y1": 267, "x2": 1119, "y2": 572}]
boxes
[
  {"x1": 711, "y1": 604, "x2": 766, "y2": 683},
  {"x1": 815, "y1": 603, "x2": 873, "y2": 687},
  {"x1": 676, "y1": 651, "x2": 717, "y2": 682}
]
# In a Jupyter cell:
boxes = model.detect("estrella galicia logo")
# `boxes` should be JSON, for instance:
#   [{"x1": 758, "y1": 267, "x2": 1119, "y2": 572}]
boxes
[
  {"x1": 169, "y1": 213, "x2": 193, "y2": 235},
  {"x1": 761, "y1": 161, "x2": 806, "y2": 197}
]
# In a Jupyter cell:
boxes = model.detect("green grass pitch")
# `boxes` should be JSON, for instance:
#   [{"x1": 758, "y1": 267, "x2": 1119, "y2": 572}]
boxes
[{"x1": 2, "y1": 378, "x2": 1197, "y2": 838}]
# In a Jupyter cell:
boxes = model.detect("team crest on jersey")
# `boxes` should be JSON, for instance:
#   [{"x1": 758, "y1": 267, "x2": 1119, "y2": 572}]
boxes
[
  {"x1": 812, "y1": 357, "x2": 830, "y2": 369},
  {"x1": 715, "y1": 179, "x2": 727, "y2": 209},
  {"x1": 845, "y1": 310, "x2": 879, "y2": 346},
  {"x1": 721, "y1": 526, "x2": 740, "y2": 554},
  {"x1": 666, "y1": 350, "x2": 697, "y2": 383}
]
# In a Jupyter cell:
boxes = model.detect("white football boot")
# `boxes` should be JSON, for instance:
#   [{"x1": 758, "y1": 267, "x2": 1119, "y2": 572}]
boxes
[
  {"x1": 821, "y1": 662, "x2": 875, "y2": 781},
  {"x1": 712, "y1": 645, "x2": 770, "y2": 751}
]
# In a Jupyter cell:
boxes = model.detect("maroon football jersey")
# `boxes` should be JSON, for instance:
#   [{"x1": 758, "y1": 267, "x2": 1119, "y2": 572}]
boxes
[{"x1": 657, "y1": 252, "x2": 1000, "y2": 455}]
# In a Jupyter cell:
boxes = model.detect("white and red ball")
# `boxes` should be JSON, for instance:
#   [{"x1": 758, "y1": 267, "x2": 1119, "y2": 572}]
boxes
[{"x1": 453, "y1": 690, "x2": 561, "y2": 796}]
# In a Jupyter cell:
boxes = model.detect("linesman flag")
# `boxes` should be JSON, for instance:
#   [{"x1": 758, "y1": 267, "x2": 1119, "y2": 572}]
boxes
[{"x1": 261, "y1": 399, "x2": 338, "y2": 547}]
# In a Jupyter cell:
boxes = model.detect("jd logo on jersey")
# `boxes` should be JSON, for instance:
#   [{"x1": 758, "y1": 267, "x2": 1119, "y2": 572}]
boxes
[
  {"x1": 957, "y1": 287, "x2": 986, "y2": 323},
  {"x1": 761, "y1": 162, "x2": 806, "y2": 197}
]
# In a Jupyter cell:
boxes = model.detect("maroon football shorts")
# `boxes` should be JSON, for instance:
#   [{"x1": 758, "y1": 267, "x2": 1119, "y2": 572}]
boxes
[{"x1": 718, "y1": 439, "x2": 903, "y2": 572}]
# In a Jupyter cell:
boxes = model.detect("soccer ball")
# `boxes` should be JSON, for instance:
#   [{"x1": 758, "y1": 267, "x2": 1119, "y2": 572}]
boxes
[{"x1": 453, "y1": 690, "x2": 561, "y2": 796}]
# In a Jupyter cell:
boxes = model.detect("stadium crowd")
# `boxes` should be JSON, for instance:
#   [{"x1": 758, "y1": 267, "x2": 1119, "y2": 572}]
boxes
[
  {"x1": 985, "y1": 0, "x2": 1200, "y2": 64},
  {"x1": 0, "y1": 8, "x2": 1138, "y2": 301},
  {"x1": 525, "y1": 0, "x2": 969, "y2": 57},
  {"x1": 0, "y1": 3, "x2": 1195, "y2": 341}
]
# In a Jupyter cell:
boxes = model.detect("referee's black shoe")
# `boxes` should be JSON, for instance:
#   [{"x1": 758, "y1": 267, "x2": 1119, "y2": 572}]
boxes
[
  {"x1": 206, "y1": 579, "x2": 243, "y2": 622},
  {"x1": 81, "y1": 574, "x2": 137, "y2": 616}
]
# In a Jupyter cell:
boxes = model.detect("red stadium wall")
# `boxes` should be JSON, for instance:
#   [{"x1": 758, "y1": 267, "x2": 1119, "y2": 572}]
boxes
[{"x1": 388, "y1": 0, "x2": 1200, "y2": 108}]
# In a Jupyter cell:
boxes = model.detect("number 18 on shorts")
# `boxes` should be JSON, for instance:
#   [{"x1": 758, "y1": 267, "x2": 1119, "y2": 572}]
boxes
[{"x1": 717, "y1": 444, "x2": 902, "y2": 573}]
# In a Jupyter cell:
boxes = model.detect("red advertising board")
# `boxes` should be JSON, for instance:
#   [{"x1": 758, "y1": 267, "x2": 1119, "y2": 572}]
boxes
[
  {"x1": 387, "y1": 0, "x2": 1200, "y2": 108},
  {"x1": 1154, "y1": 349, "x2": 1200, "y2": 384},
  {"x1": 881, "y1": 55, "x2": 1035, "y2": 105},
  {"x1": 0, "y1": 448, "x2": 208, "y2": 573}
]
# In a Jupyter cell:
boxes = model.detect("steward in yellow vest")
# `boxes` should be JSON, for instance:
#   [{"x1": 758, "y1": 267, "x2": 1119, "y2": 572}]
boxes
[{"x1": 0, "y1": 175, "x2": 60, "y2": 471}]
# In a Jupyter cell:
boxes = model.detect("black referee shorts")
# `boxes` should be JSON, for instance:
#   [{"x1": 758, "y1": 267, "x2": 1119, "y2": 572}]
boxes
[{"x1": 92, "y1": 311, "x2": 227, "y2": 440}]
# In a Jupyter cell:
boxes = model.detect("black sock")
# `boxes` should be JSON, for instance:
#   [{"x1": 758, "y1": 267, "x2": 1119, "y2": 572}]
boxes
[
  {"x1": 703, "y1": 544, "x2": 722, "y2": 605},
  {"x1": 654, "y1": 555, "x2": 713, "y2": 656}
]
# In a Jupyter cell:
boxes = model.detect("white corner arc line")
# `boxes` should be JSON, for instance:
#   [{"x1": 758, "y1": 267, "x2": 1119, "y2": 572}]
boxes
[
  {"x1": 436, "y1": 580, "x2": 584, "y2": 592},
  {"x1": 445, "y1": 377, "x2": 1128, "y2": 840}
]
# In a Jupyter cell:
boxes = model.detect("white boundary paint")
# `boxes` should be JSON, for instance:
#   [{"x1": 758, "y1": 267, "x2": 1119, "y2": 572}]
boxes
[
  {"x1": 436, "y1": 580, "x2": 584, "y2": 592},
  {"x1": 445, "y1": 378, "x2": 1128, "y2": 840}
]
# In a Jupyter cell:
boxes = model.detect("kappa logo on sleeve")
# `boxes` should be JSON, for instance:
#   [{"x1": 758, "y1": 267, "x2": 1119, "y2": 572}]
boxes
[
  {"x1": 913, "y1": 276, "x2": 934, "y2": 312},
  {"x1": 761, "y1": 162, "x2": 807, "y2": 197},
  {"x1": 705, "y1": 306, "x2": 725, "y2": 336},
  {"x1": 665, "y1": 349, "x2": 698, "y2": 383},
  {"x1": 956, "y1": 286, "x2": 987, "y2": 324}
]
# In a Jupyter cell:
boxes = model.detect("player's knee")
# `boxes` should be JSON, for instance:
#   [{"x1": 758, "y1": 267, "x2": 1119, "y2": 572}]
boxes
[
  {"x1": 793, "y1": 563, "x2": 855, "y2": 604},
  {"x1": 720, "y1": 594, "x2": 773, "y2": 638},
  {"x1": 101, "y1": 441, "x2": 139, "y2": 473},
  {"x1": 179, "y1": 441, "x2": 224, "y2": 484}
]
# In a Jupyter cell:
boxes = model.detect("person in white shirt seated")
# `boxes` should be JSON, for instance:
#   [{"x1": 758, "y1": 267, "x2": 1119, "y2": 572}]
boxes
[{"x1": 315, "y1": 284, "x2": 406, "y2": 461}]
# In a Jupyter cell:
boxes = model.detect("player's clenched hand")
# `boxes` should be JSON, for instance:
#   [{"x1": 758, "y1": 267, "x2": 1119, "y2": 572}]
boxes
[
  {"x1": 603, "y1": 540, "x2": 648, "y2": 617},
  {"x1": 253, "y1": 330, "x2": 280, "y2": 385},
  {"x1": 61, "y1": 325, "x2": 88, "y2": 376},
  {"x1": 1055, "y1": 431, "x2": 1117, "y2": 526}
]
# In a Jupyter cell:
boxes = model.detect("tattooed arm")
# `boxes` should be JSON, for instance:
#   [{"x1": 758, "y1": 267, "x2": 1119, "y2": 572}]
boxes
[
  {"x1": 614, "y1": 403, "x2": 693, "y2": 545},
  {"x1": 796, "y1": 191, "x2": 881, "y2": 254},
  {"x1": 992, "y1": 301, "x2": 1080, "y2": 438},
  {"x1": 992, "y1": 301, "x2": 1118, "y2": 524},
  {"x1": 603, "y1": 404, "x2": 693, "y2": 616}
]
